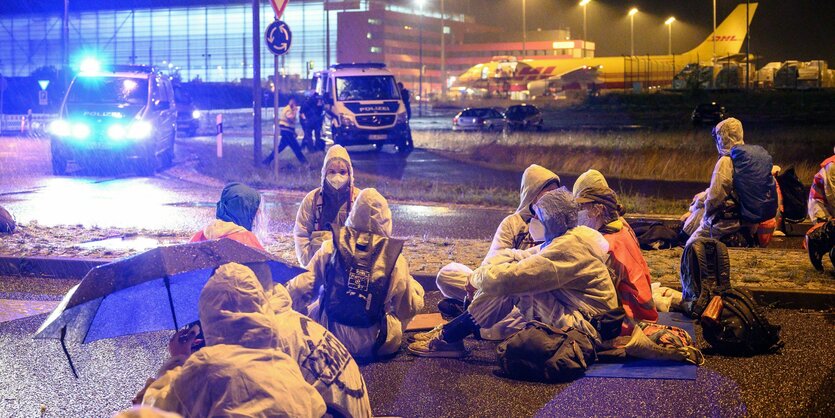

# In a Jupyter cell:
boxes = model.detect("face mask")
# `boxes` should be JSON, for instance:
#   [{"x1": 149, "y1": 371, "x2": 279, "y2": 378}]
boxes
[
  {"x1": 577, "y1": 208, "x2": 604, "y2": 231},
  {"x1": 528, "y1": 218, "x2": 545, "y2": 242},
  {"x1": 326, "y1": 173, "x2": 349, "y2": 190}
]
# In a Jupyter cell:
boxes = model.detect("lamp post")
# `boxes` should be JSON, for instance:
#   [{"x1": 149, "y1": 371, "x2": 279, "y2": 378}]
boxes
[
  {"x1": 579, "y1": 0, "x2": 590, "y2": 58},
  {"x1": 416, "y1": 0, "x2": 425, "y2": 117},
  {"x1": 628, "y1": 7, "x2": 638, "y2": 56},
  {"x1": 522, "y1": 0, "x2": 527, "y2": 58},
  {"x1": 712, "y1": 0, "x2": 717, "y2": 64},
  {"x1": 665, "y1": 16, "x2": 675, "y2": 55}
]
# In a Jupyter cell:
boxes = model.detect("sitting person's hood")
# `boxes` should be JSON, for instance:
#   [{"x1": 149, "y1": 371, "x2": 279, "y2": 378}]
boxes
[
  {"x1": 198, "y1": 263, "x2": 278, "y2": 349},
  {"x1": 216, "y1": 182, "x2": 261, "y2": 231},
  {"x1": 517, "y1": 164, "x2": 560, "y2": 221},
  {"x1": 713, "y1": 117, "x2": 744, "y2": 157},
  {"x1": 268, "y1": 284, "x2": 294, "y2": 315},
  {"x1": 345, "y1": 188, "x2": 392, "y2": 237},
  {"x1": 572, "y1": 169, "x2": 625, "y2": 232},
  {"x1": 201, "y1": 219, "x2": 248, "y2": 240}
]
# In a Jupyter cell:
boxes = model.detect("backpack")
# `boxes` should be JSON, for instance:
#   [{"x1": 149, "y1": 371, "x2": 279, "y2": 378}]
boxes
[
  {"x1": 320, "y1": 225, "x2": 404, "y2": 330},
  {"x1": 496, "y1": 321, "x2": 596, "y2": 382},
  {"x1": 730, "y1": 145, "x2": 778, "y2": 224},
  {"x1": 775, "y1": 167, "x2": 808, "y2": 224},
  {"x1": 0, "y1": 206, "x2": 14, "y2": 234},
  {"x1": 680, "y1": 238, "x2": 731, "y2": 318},
  {"x1": 700, "y1": 288, "x2": 783, "y2": 356}
]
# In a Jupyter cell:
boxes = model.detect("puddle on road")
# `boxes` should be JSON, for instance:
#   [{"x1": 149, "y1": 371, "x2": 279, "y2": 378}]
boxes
[
  {"x1": 164, "y1": 201, "x2": 216, "y2": 208},
  {"x1": 78, "y1": 235, "x2": 183, "y2": 252}
]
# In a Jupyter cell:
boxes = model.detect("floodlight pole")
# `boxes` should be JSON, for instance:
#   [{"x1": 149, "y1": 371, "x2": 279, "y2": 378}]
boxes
[{"x1": 253, "y1": 0, "x2": 262, "y2": 165}]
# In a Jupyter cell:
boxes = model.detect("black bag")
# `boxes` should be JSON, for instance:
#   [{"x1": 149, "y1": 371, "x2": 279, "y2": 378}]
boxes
[
  {"x1": 776, "y1": 167, "x2": 808, "y2": 224},
  {"x1": 0, "y1": 205, "x2": 14, "y2": 234},
  {"x1": 630, "y1": 220, "x2": 680, "y2": 250},
  {"x1": 730, "y1": 145, "x2": 779, "y2": 224},
  {"x1": 680, "y1": 238, "x2": 731, "y2": 317},
  {"x1": 496, "y1": 321, "x2": 596, "y2": 382},
  {"x1": 701, "y1": 288, "x2": 783, "y2": 356},
  {"x1": 320, "y1": 225, "x2": 404, "y2": 328}
]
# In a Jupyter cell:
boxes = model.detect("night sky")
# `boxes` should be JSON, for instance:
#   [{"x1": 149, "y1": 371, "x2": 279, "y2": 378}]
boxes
[{"x1": 3, "y1": 0, "x2": 834, "y2": 66}]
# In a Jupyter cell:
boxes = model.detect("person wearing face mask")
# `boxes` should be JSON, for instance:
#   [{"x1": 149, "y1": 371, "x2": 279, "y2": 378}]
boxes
[
  {"x1": 409, "y1": 188, "x2": 617, "y2": 358},
  {"x1": 433, "y1": 164, "x2": 560, "y2": 340},
  {"x1": 294, "y1": 145, "x2": 362, "y2": 266},
  {"x1": 572, "y1": 169, "x2": 658, "y2": 332},
  {"x1": 190, "y1": 183, "x2": 265, "y2": 252}
]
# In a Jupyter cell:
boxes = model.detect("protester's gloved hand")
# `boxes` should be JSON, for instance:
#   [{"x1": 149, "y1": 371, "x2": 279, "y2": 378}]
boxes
[{"x1": 168, "y1": 326, "x2": 198, "y2": 358}]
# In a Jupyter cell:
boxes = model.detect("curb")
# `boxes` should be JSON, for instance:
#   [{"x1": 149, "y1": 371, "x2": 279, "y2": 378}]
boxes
[{"x1": 1, "y1": 256, "x2": 832, "y2": 311}]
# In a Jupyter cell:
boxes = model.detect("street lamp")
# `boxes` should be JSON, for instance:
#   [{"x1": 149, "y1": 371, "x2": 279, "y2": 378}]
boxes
[
  {"x1": 579, "y1": 0, "x2": 590, "y2": 58},
  {"x1": 665, "y1": 17, "x2": 676, "y2": 55},
  {"x1": 416, "y1": 0, "x2": 425, "y2": 117},
  {"x1": 522, "y1": 0, "x2": 527, "y2": 58},
  {"x1": 628, "y1": 7, "x2": 638, "y2": 56}
]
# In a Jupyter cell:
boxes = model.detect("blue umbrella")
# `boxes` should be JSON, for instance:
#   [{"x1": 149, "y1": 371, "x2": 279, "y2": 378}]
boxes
[{"x1": 34, "y1": 238, "x2": 306, "y2": 376}]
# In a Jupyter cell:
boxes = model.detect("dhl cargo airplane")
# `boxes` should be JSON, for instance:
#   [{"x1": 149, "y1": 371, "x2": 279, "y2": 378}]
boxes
[{"x1": 452, "y1": 2, "x2": 757, "y2": 96}]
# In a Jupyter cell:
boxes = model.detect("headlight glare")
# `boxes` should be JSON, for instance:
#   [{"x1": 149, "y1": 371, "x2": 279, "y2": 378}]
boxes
[
  {"x1": 128, "y1": 121, "x2": 152, "y2": 139},
  {"x1": 71, "y1": 122, "x2": 91, "y2": 139},
  {"x1": 107, "y1": 124, "x2": 127, "y2": 140},
  {"x1": 49, "y1": 120, "x2": 71, "y2": 137},
  {"x1": 192, "y1": 110, "x2": 202, "y2": 119}
]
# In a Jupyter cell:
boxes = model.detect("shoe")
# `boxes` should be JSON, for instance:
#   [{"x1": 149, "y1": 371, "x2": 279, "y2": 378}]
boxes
[
  {"x1": 409, "y1": 325, "x2": 443, "y2": 343},
  {"x1": 407, "y1": 332, "x2": 466, "y2": 358},
  {"x1": 437, "y1": 298, "x2": 465, "y2": 319}
]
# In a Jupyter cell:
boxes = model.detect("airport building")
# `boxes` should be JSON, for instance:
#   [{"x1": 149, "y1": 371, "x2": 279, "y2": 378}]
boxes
[{"x1": 0, "y1": 0, "x2": 587, "y2": 93}]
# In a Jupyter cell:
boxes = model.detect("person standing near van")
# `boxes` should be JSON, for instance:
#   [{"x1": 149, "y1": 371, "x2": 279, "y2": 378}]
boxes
[
  {"x1": 398, "y1": 82, "x2": 412, "y2": 120},
  {"x1": 301, "y1": 93, "x2": 325, "y2": 152},
  {"x1": 263, "y1": 97, "x2": 307, "y2": 166}
]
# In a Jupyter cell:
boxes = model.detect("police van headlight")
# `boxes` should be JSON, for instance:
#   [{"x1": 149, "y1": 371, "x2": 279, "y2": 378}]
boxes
[
  {"x1": 107, "y1": 124, "x2": 127, "y2": 140},
  {"x1": 127, "y1": 121, "x2": 153, "y2": 139},
  {"x1": 396, "y1": 111, "x2": 409, "y2": 124},
  {"x1": 339, "y1": 113, "x2": 356, "y2": 128},
  {"x1": 49, "y1": 120, "x2": 72, "y2": 137}
]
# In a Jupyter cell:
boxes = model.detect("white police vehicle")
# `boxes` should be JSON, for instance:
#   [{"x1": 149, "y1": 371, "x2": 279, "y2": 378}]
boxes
[
  {"x1": 312, "y1": 63, "x2": 413, "y2": 152},
  {"x1": 48, "y1": 59, "x2": 177, "y2": 175}
]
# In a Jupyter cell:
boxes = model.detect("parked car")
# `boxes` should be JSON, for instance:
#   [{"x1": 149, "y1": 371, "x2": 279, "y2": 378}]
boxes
[
  {"x1": 174, "y1": 88, "x2": 201, "y2": 137},
  {"x1": 691, "y1": 102, "x2": 726, "y2": 126},
  {"x1": 452, "y1": 107, "x2": 507, "y2": 131},
  {"x1": 504, "y1": 104, "x2": 543, "y2": 131}
]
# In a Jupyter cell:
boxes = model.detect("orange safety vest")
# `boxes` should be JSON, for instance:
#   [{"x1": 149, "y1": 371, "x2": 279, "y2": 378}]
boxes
[
  {"x1": 603, "y1": 223, "x2": 659, "y2": 333},
  {"x1": 189, "y1": 230, "x2": 266, "y2": 252}
]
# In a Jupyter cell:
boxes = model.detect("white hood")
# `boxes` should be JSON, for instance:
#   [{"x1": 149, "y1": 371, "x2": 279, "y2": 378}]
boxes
[
  {"x1": 322, "y1": 145, "x2": 355, "y2": 191},
  {"x1": 346, "y1": 188, "x2": 392, "y2": 237},
  {"x1": 517, "y1": 164, "x2": 561, "y2": 220}
]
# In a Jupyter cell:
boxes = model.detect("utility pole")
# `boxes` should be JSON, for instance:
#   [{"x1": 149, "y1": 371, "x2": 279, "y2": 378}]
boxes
[
  {"x1": 325, "y1": 0, "x2": 331, "y2": 68},
  {"x1": 522, "y1": 0, "x2": 527, "y2": 58},
  {"x1": 440, "y1": 0, "x2": 446, "y2": 98},
  {"x1": 745, "y1": 0, "x2": 750, "y2": 89},
  {"x1": 63, "y1": 0, "x2": 69, "y2": 88},
  {"x1": 712, "y1": 0, "x2": 716, "y2": 64},
  {"x1": 252, "y1": 0, "x2": 262, "y2": 164}
]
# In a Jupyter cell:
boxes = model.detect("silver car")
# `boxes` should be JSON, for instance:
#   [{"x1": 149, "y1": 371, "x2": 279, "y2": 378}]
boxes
[{"x1": 452, "y1": 107, "x2": 507, "y2": 131}]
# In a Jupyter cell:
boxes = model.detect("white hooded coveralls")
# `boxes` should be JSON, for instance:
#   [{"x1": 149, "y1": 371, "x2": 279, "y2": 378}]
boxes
[
  {"x1": 287, "y1": 188, "x2": 425, "y2": 359},
  {"x1": 808, "y1": 151, "x2": 835, "y2": 223},
  {"x1": 143, "y1": 263, "x2": 327, "y2": 418},
  {"x1": 435, "y1": 164, "x2": 559, "y2": 340},
  {"x1": 467, "y1": 226, "x2": 618, "y2": 342},
  {"x1": 295, "y1": 145, "x2": 362, "y2": 266}
]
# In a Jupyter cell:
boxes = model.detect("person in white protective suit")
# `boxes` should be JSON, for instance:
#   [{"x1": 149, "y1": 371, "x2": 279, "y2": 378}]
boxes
[
  {"x1": 686, "y1": 117, "x2": 747, "y2": 246},
  {"x1": 295, "y1": 145, "x2": 362, "y2": 266},
  {"x1": 808, "y1": 146, "x2": 835, "y2": 224},
  {"x1": 141, "y1": 263, "x2": 327, "y2": 418},
  {"x1": 408, "y1": 188, "x2": 618, "y2": 358},
  {"x1": 434, "y1": 164, "x2": 560, "y2": 340},
  {"x1": 287, "y1": 188, "x2": 425, "y2": 360}
]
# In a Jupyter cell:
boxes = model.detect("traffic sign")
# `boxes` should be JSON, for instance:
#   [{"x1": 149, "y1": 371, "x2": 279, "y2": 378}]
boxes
[
  {"x1": 38, "y1": 80, "x2": 50, "y2": 91},
  {"x1": 265, "y1": 20, "x2": 292, "y2": 56},
  {"x1": 39, "y1": 91, "x2": 48, "y2": 106}
]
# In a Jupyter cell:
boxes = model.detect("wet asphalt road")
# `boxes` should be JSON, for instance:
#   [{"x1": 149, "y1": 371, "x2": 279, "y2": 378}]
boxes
[{"x1": 0, "y1": 277, "x2": 832, "y2": 417}]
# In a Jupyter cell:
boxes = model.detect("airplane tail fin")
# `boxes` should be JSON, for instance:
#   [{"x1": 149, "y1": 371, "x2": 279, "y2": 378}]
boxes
[{"x1": 684, "y1": 3, "x2": 757, "y2": 61}]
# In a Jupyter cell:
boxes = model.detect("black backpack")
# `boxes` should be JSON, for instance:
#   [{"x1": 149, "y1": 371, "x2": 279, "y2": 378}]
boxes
[
  {"x1": 701, "y1": 288, "x2": 783, "y2": 356},
  {"x1": 496, "y1": 321, "x2": 596, "y2": 382},
  {"x1": 320, "y1": 225, "x2": 404, "y2": 329},
  {"x1": 775, "y1": 167, "x2": 808, "y2": 224},
  {"x1": 680, "y1": 238, "x2": 732, "y2": 317},
  {"x1": 730, "y1": 145, "x2": 779, "y2": 224},
  {"x1": 0, "y1": 205, "x2": 14, "y2": 234}
]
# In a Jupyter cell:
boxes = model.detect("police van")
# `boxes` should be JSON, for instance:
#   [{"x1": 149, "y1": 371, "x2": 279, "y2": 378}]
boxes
[
  {"x1": 48, "y1": 60, "x2": 177, "y2": 175},
  {"x1": 311, "y1": 63, "x2": 413, "y2": 152}
]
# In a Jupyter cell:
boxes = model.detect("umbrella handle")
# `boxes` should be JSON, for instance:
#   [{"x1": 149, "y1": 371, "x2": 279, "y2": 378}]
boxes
[
  {"x1": 164, "y1": 276, "x2": 179, "y2": 330},
  {"x1": 60, "y1": 327, "x2": 79, "y2": 379}
]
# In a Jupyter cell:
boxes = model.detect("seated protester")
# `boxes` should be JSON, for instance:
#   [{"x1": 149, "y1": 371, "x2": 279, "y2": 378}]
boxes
[
  {"x1": 267, "y1": 276, "x2": 373, "y2": 418},
  {"x1": 435, "y1": 164, "x2": 560, "y2": 340},
  {"x1": 572, "y1": 169, "x2": 658, "y2": 331},
  {"x1": 287, "y1": 188, "x2": 425, "y2": 360},
  {"x1": 141, "y1": 263, "x2": 326, "y2": 418},
  {"x1": 686, "y1": 118, "x2": 778, "y2": 247},
  {"x1": 408, "y1": 188, "x2": 618, "y2": 358},
  {"x1": 808, "y1": 147, "x2": 835, "y2": 224},
  {"x1": 295, "y1": 145, "x2": 361, "y2": 266},
  {"x1": 190, "y1": 182, "x2": 265, "y2": 251}
]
